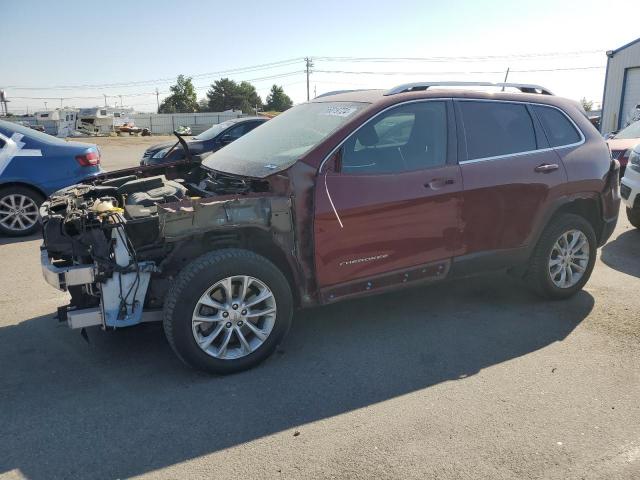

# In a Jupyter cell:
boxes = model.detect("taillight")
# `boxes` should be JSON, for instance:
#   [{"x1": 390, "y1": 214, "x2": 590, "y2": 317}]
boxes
[
  {"x1": 619, "y1": 149, "x2": 631, "y2": 166},
  {"x1": 75, "y1": 150, "x2": 100, "y2": 166}
]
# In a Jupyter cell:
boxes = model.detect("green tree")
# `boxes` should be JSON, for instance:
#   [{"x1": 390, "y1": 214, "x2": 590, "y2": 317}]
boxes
[
  {"x1": 265, "y1": 85, "x2": 293, "y2": 112},
  {"x1": 197, "y1": 98, "x2": 210, "y2": 112},
  {"x1": 158, "y1": 75, "x2": 199, "y2": 113},
  {"x1": 205, "y1": 78, "x2": 262, "y2": 114},
  {"x1": 236, "y1": 81, "x2": 262, "y2": 114},
  {"x1": 580, "y1": 97, "x2": 593, "y2": 112}
]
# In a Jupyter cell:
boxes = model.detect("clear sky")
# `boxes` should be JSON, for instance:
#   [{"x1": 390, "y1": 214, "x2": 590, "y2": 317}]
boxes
[{"x1": 2, "y1": 0, "x2": 639, "y2": 113}]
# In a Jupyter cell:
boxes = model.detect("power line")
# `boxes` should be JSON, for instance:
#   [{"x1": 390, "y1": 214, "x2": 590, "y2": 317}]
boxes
[
  {"x1": 9, "y1": 71, "x2": 305, "y2": 102},
  {"x1": 314, "y1": 50, "x2": 604, "y2": 63},
  {"x1": 313, "y1": 66, "x2": 604, "y2": 76},
  {"x1": 3, "y1": 50, "x2": 606, "y2": 91},
  {"x1": 4, "y1": 58, "x2": 304, "y2": 90}
]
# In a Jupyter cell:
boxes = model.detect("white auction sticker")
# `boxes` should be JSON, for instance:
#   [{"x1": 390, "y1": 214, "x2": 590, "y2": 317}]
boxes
[{"x1": 321, "y1": 106, "x2": 357, "y2": 117}]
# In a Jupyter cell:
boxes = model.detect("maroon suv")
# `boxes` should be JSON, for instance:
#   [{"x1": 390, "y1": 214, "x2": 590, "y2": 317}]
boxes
[{"x1": 39, "y1": 82, "x2": 620, "y2": 374}]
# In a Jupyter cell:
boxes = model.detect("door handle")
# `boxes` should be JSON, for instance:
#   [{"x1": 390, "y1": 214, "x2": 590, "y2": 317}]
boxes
[
  {"x1": 425, "y1": 178, "x2": 455, "y2": 189},
  {"x1": 534, "y1": 163, "x2": 559, "y2": 173}
]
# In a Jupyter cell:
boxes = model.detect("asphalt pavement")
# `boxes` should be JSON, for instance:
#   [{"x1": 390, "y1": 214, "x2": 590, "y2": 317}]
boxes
[{"x1": 0, "y1": 138, "x2": 639, "y2": 479}]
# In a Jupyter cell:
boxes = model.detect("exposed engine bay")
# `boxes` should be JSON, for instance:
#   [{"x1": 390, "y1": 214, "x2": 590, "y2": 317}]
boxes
[{"x1": 40, "y1": 160, "x2": 294, "y2": 330}]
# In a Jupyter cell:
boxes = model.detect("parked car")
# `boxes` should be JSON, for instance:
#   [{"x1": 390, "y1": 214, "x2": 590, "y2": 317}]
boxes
[
  {"x1": 140, "y1": 117, "x2": 267, "y2": 166},
  {"x1": 14, "y1": 121, "x2": 46, "y2": 133},
  {"x1": 39, "y1": 82, "x2": 620, "y2": 374},
  {"x1": 620, "y1": 142, "x2": 640, "y2": 228},
  {"x1": 0, "y1": 120, "x2": 102, "y2": 236},
  {"x1": 606, "y1": 119, "x2": 640, "y2": 177}
]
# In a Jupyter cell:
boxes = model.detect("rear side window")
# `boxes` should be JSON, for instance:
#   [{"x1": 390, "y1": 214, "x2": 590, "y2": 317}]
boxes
[
  {"x1": 459, "y1": 101, "x2": 537, "y2": 160},
  {"x1": 533, "y1": 105, "x2": 581, "y2": 147}
]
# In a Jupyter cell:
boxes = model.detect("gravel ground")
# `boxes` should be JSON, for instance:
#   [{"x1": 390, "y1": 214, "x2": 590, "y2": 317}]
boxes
[
  {"x1": 0, "y1": 139, "x2": 639, "y2": 479},
  {"x1": 72, "y1": 135, "x2": 176, "y2": 170}
]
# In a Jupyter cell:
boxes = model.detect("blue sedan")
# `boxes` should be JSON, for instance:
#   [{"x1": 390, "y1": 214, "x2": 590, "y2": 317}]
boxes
[{"x1": 0, "y1": 120, "x2": 102, "y2": 236}]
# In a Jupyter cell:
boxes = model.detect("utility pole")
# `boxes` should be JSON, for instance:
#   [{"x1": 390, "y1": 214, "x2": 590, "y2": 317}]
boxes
[
  {"x1": 60, "y1": 98, "x2": 63, "y2": 108},
  {"x1": 103, "y1": 94, "x2": 108, "y2": 107},
  {"x1": 155, "y1": 88, "x2": 160, "y2": 113},
  {"x1": 305, "y1": 57, "x2": 314, "y2": 101},
  {"x1": 44, "y1": 101, "x2": 48, "y2": 111},
  {"x1": 119, "y1": 95, "x2": 123, "y2": 108}
]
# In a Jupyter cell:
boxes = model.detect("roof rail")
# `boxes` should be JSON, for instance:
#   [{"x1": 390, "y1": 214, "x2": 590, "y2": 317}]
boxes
[{"x1": 384, "y1": 82, "x2": 554, "y2": 96}]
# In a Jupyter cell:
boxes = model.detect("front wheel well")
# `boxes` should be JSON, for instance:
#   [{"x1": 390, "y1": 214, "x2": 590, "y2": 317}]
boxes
[{"x1": 158, "y1": 228, "x2": 300, "y2": 305}]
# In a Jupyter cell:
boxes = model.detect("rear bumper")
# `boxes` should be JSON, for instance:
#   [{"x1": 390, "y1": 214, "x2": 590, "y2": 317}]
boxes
[
  {"x1": 597, "y1": 159, "x2": 622, "y2": 247},
  {"x1": 598, "y1": 215, "x2": 618, "y2": 247}
]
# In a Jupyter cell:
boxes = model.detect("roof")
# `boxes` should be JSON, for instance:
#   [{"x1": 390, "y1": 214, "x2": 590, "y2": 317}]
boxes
[
  {"x1": 609, "y1": 36, "x2": 640, "y2": 56},
  {"x1": 310, "y1": 86, "x2": 579, "y2": 111}
]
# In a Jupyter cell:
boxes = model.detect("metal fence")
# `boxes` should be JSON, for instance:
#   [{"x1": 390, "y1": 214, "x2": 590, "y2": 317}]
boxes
[
  {"x1": 1, "y1": 111, "x2": 246, "y2": 136},
  {"x1": 130, "y1": 112, "x2": 245, "y2": 135}
]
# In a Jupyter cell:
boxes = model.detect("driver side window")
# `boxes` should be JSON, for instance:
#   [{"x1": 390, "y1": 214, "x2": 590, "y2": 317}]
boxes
[{"x1": 341, "y1": 101, "x2": 447, "y2": 174}]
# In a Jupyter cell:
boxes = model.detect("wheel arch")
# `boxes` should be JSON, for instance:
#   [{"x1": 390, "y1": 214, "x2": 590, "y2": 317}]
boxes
[
  {"x1": 159, "y1": 227, "x2": 302, "y2": 307},
  {"x1": 0, "y1": 181, "x2": 47, "y2": 199},
  {"x1": 527, "y1": 194, "x2": 604, "y2": 258},
  {"x1": 547, "y1": 196, "x2": 603, "y2": 243}
]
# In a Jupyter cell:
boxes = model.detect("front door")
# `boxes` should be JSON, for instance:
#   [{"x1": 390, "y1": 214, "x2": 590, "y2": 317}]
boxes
[{"x1": 314, "y1": 100, "x2": 462, "y2": 295}]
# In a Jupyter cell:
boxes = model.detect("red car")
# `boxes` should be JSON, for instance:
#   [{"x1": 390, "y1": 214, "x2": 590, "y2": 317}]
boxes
[
  {"x1": 40, "y1": 82, "x2": 620, "y2": 374},
  {"x1": 607, "y1": 119, "x2": 640, "y2": 177}
]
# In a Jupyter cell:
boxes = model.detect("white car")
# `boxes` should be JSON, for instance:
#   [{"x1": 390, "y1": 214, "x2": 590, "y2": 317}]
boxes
[{"x1": 621, "y1": 143, "x2": 640, "y2": 229}]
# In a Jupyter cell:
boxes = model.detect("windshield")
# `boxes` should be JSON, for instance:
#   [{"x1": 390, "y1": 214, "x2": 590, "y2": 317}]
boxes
[
  {"x1": 193, "y1": 120, "x2": 236, "y2": 141},
  {"x1": 203, "y1": 102, "x2": 369, "y2": 177},
  {"x1": 614, "y1": 120, "x2": 640, "y2": 139}
]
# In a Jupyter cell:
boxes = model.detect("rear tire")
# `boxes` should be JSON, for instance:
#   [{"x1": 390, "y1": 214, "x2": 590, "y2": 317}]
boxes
[
  {"x1": 627, "y1": 207, "x2": 640, "y2": 229},
  {"x1": 163, "y1": 249, "x2": 293, "y2": 374},
  {"x1": 0, "y1": 186, "x2": 44, "y2": 237},
  {"x1": 525, "y1": 214, "x2": 597, "y2": 300}
]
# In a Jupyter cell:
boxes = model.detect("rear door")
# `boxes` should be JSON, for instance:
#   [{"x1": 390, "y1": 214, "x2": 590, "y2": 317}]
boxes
[
  {"x1": 314, "y1": 100, "x2": 462, "y2": 293},
  {"x1": 454, "y1": 100, "x2": 568, "y2": 260}
]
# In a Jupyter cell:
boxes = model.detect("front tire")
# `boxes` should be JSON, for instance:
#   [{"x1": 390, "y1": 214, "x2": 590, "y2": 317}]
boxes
[
  {"x1": 163, "y1": 249, "x2": 293, "y2": 374},
  {"x1": 525, "y1": 214, "x2": 597, "y2": 300},
  {"x1": 0, "y1": 186, "x2": 44, "y2": 236},
  {"x1": 627, "y1": 207, "x2": 640, "y2": 229}
]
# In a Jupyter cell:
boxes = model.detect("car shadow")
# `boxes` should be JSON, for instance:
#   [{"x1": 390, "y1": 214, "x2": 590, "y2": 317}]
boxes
[
  {"x1": 600, "y1": 229, "x2": 640, "y2": 278},
  {"x1": 0, "y1": 273, "x2": 593, "y2": 479},
  {"x1": 0, "y1": 232, "x2": 40, "y2": 246}
]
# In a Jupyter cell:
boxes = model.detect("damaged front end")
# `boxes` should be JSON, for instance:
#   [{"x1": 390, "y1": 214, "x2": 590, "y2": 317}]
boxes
[{"x1": 39, "y1": 165, "x2": 296, "y2": 331}]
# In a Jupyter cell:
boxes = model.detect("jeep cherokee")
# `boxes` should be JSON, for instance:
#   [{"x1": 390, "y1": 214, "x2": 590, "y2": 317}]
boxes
[{"x1": 39, "y1": 82, "x2": 621, "y2": 374}]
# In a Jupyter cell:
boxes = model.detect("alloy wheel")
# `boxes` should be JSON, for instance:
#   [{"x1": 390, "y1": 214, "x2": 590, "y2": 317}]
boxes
[
  {"x1": 0, "y1": 194, "x2": 39, "y2": 232},
  {"x1": 191, "y1": 275, "x2": 277, "y2": 360},
  {"x1": 548, "y1": 229, "x2": 590, "y2": 289}
]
